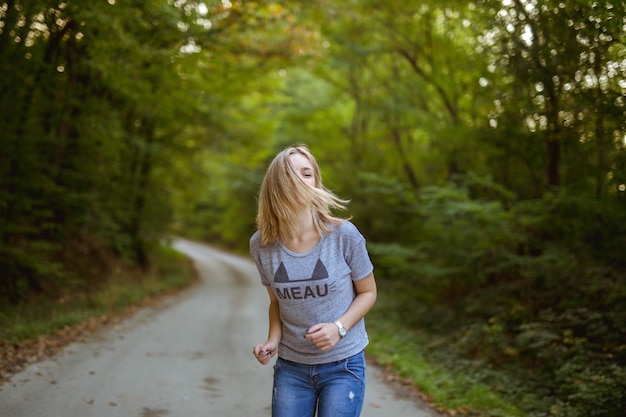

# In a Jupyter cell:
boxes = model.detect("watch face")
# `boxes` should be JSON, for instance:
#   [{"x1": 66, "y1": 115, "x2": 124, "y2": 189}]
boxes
[{"x1": 339, "y1": 327, "x2": 347, "y2": 336}]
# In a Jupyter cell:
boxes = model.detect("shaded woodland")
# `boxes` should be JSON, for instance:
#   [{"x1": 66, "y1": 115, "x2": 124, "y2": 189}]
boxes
[{"x1": 1, "y1": 1, "x2": 625, "y2": 416}]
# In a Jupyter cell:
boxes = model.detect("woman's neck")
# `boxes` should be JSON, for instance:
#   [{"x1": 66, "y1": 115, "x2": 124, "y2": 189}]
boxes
[{"x1": 281, "y1": 211, "x2": 320, "y2": 253}]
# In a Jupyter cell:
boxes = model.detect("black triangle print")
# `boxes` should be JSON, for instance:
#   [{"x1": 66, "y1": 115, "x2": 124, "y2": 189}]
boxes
[
  {"x1": 274, "y1": 262, "x2": 290, "y2": 283},
  {"x1": 311, "y1": 259, "x2": 329, "y2": 280},
  {"x1": 273, "y1": 259, "x2": 329, "y2": 283}
]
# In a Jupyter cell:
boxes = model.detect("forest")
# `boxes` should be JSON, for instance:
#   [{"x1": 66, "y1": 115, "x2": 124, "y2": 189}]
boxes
[{"x1": 1, "y1": 1, "x2": 625, "y2": 416}]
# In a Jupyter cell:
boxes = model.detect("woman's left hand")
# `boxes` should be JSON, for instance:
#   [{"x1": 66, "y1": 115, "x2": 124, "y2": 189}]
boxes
[{"x1": 304, "y1": 323, "x2": 341, "y2": 351}]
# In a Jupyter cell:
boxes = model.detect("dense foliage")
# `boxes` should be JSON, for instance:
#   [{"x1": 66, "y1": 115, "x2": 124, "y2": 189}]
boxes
[{"x1": 1, "y1": 1, "x2": 625, "y2": 416}]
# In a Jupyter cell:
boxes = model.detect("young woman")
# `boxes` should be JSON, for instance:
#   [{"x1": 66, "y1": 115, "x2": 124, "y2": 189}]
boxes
[{"x1": 250, "y1": 145, "x2": 377, "y2": 417}]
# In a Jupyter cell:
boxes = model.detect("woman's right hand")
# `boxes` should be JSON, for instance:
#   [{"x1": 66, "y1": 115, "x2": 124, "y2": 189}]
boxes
[{"x1": 253, "y1": 342, "x2": 277, "y2": 365}]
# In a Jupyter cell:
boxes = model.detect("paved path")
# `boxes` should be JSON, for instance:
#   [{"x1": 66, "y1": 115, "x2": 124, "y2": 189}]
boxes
[{"x1": 0, "y1": 239, "x2": 441, "y2": 417}]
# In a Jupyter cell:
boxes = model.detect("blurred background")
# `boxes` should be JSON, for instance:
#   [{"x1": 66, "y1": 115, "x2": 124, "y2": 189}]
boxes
[{"x1": 1, "y1": 1, "x2": 625, "y2": 416}]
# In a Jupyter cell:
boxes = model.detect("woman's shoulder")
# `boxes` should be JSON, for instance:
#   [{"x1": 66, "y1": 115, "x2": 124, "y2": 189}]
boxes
[
  {"x1": 249, "y1": 230, "x2": 262, "y2": 251},
  {"x1": 333, "y1": 220, "x2": 365, "y2": 240},
  {"x1": 250, "y1": 231, "x2": 280, "y2": 253}
]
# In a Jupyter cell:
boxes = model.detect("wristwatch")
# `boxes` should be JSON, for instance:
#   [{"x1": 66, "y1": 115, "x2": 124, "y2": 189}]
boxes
[{"x1": 334, "y1": 320, "x2": 347, "y2": 338}]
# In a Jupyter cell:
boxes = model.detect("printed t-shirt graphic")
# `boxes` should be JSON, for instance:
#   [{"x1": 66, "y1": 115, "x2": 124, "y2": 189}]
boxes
[
  {"x1": 274, "y1": 259, "x2": 329, "y2": 283},
  {"x1": 273, "y1": 259, "x2": 331, "y2": 300}
]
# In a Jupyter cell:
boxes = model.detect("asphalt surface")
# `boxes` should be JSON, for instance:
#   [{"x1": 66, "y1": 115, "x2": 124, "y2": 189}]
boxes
[{"x1": 0, "y1": 239, "x2": 442, "y2": 417}]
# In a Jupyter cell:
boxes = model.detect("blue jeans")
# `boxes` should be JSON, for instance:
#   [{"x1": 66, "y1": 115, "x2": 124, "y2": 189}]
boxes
[{"x1": 271, "y1": 350, "x2": 366, "y2": 417}]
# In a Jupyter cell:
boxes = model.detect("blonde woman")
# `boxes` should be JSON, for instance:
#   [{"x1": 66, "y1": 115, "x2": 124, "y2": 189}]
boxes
[{"x1": 250, "y1": 145, "x2": 377, "y2": 417}]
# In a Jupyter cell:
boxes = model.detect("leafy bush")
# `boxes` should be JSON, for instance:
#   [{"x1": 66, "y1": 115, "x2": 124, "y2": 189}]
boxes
[{"x1": 367, "y1": 182, "x2": 626, "y2": 417}]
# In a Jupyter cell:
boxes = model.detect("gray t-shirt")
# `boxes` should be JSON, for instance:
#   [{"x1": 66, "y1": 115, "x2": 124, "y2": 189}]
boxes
[{"x1": 249, "y1": 220, "x2": 374, "y2": 365}]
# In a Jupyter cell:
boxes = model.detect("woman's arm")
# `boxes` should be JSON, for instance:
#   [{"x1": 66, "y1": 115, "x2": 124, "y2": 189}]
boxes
[
  {"x1": 253, "y1": 287, "x2": 282, "y2": 365},
  {"x1": 305, "y1": 273, "x2": 377, "y2": 351},
  {"x1": 337, "y1": 273, "x2": 377, "y2": 330}
]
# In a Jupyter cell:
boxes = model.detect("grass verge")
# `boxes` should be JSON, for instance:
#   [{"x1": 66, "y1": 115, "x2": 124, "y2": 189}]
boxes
[{"x1": 367, "y1": 306, "x2": 524, "y2": 417}]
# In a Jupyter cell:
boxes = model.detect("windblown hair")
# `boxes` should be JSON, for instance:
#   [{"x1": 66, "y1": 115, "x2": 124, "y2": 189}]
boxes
[{"x1": 256, "y1": 145, "x2": 349, "y2": 246}]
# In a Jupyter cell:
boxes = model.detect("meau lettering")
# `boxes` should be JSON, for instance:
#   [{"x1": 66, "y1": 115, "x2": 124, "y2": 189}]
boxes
[
  {"x1": 275, "y1": 284, "x2": 329, "y2": 300},
  {"x1": 273, "y1": 259, "x2": 330, "y2": 300}
]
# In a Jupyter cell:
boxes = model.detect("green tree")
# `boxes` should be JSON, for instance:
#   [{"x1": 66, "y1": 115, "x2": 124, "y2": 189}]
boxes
[
  {"x1": 478, "y1": 0, "x2": 626, "y2": 196},
  {"x1": 0, "y1": 0, "x2": 211, "y2": 299}
]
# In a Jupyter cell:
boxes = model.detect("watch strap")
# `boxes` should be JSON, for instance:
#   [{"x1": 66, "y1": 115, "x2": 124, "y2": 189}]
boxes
[{"x1": 334, "y1": 320, "x2": 347, "y2": 337}]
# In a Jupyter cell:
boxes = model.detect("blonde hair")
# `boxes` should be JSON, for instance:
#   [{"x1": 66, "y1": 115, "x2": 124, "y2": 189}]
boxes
[{"x1": 256, "y1": 145, "x2": 349, "y2": 246}]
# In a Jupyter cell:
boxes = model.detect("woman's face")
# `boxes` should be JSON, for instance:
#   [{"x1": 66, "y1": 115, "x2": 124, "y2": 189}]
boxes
[{"x1": 289, "y1": 152, "x2": 316, "y2": 187}]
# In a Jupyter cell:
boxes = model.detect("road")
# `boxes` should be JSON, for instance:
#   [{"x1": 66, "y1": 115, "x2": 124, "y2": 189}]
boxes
[{"x1": 0, "y1": 239, "x2": 442, "y2": 417}]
